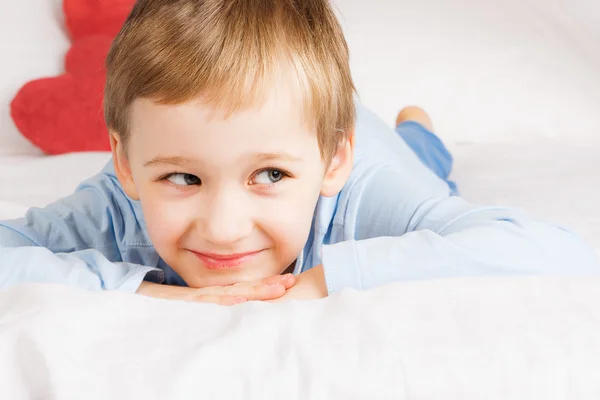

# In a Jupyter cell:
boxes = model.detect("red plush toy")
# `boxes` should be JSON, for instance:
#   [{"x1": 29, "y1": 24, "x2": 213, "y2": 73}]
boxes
[{"x1": 10, "y1": 0, "x2": 136, "y2": 155}]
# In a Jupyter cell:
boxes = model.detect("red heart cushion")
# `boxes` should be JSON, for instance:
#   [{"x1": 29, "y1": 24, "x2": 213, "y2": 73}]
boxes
[
  {"x1": 11, "y1": 74, "x2": 110, "y2": 155},
  {"x1": 65, "y1": 35, "x2": 113, "y2": 76},
  {"x1": 10, "y1": 33, "x2": 113, "y2": 155},
  {"x1": 64, "y1": 0, "x2": 136, "y2": 41},
  {"x1": 10, "y1": 0, "x2": 136, "y2": 155}
]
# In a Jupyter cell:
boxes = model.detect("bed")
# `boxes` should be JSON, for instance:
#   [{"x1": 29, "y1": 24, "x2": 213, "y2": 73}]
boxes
[{"x1": 1, "y1": 0, "x2": 599, "y2": 398}]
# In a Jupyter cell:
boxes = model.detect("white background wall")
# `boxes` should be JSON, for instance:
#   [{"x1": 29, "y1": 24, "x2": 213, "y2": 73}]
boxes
[{"x1": 333, "y1": 0, "x2": 600, "y2": 144}]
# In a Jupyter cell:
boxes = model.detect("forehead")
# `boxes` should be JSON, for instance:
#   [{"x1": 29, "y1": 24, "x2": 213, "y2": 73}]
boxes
[{"x1": 128, "y1": 82, "x2": 319, "y2": 164}]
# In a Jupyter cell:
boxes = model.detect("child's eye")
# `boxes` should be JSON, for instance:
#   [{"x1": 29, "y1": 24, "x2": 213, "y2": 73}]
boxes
[
  {"x1": 252, "y1": 169, "x2": 287, "y2": 185},
  {"x1": 165, "y1": 173, "x2": 201, "y2": 186}
]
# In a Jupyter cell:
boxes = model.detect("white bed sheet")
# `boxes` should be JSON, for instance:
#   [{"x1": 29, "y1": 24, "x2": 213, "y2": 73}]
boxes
[
  {"x1": 0, "y1": 152, "x2": 111, "y2": 215},
  {"x1": 451, "y1": 143, "x2": 600, "y2": 256},
  {"x1": 1, "y1": 277, "x2": 600, "y2": 399}
]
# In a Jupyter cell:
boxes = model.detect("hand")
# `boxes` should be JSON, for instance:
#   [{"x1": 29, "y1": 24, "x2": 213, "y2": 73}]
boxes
[
  {"x1": 136, "y1": 273, "x2": 296, "y2": 305},
  {"x1": 270, "y1": 265, "x2": 327, "y2": 302}
]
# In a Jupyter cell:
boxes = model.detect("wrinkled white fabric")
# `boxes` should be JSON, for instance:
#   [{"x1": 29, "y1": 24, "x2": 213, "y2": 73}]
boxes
[{"x1": 0, "y1": 278, "x2": 599, "y2": 399}]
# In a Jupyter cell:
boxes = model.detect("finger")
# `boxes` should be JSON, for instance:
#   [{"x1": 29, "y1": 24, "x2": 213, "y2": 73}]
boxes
[
  {"x1": 193, "y1": 294, "x2": 247, "y2": 306},
  {"x1": 225, "y1": 274, "x2": 295, "y2": 291},
  {"x1": 261, "y1": 273, "x2": 296, "y2": 289},
  {"x1": 227, "y1": 283, "x2": 286, "y2": 300},
  {"x1": 200, "y1": 282, "x2": 286, "y2": 300},
  {"x1": 279, "y1": 274, "x2": 296, "y2": 289},
  {"x1": 252, "y1": 283, "x2": 287, "y2": 300}
]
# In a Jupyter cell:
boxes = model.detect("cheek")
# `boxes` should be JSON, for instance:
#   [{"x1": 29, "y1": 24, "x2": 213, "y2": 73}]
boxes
[
  {"x1": 258, "y1": 184, "x2": 321, "y2": 255},
  {"x1": 138, "y1": 186, "x2": 194, "y2": 250}
]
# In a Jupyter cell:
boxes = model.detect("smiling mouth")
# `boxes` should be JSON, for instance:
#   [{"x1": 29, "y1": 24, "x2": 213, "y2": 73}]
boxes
[{"x1": 190, "y1": 250, "x2": 263, "y2": 270}]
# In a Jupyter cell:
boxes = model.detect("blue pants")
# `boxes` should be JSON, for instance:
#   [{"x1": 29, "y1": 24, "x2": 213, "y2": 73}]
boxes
[{"x1": 396, "y1": 121, "x2": 458, "y2": 195}]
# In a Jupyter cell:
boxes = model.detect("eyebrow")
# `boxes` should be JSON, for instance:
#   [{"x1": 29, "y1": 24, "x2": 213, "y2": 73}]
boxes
[
  {"x1": 143, "y1": 152, "x2": 302, "y2": 168},
  {"x1": 143, "y1": 156, "x2": 194, "y2": 167},
  {"x1": 254, "y1": 153, "x2": 302, "y2": 163}
]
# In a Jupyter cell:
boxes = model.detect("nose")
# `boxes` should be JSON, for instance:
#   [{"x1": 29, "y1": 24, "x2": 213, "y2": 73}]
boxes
[{"x1": 198, "y1": 187, "x2": 254, "y2": 246}]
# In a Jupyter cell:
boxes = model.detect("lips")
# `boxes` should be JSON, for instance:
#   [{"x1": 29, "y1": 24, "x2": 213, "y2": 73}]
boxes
[{"x1": 191, "y1": 250, "x2": 263, "y2": 270}]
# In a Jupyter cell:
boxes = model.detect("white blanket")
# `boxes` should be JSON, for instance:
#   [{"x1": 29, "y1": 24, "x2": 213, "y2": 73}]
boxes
[{"x1": 1, "y1": 278, "x2": 599, "y2": 399}]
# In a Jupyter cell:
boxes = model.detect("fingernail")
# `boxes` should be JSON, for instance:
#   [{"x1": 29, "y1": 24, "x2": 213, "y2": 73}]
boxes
[
  {"x1": 269, "y1": 283, "x2": 283, "y2": 289},
  {"x1": 234, "y1": 296, "x2": 247, "y2": 304}
]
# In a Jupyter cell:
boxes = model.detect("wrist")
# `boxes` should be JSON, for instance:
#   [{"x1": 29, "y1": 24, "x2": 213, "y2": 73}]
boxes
[
  {"x1": 135, "y1": 281, "x2": 153, "y2": 295},
  {"x1": 311, "y1": 265, "x2": 328, "y2": 297},
  {"x1": 136, "y1": 281, "x2": 166, "y2": 296}
]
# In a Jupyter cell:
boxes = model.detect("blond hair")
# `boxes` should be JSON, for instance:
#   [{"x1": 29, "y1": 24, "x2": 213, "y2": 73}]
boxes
[{"x1": 104, "y1": 0, "x2": 356, "y2": 161}]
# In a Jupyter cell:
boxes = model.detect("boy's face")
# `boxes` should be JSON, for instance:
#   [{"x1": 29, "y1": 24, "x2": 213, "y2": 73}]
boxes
[{"x1": 111, "y1": 84, "x2": 353, "y2": 288}]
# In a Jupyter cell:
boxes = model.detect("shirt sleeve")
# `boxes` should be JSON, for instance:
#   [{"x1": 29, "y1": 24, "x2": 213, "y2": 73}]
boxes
[
  {"x1": 321, "y1": 166, "x2": 600, "y2": 293},
  {"x1": 0, "y1": 167, "x2": 161, "y2": 293}
]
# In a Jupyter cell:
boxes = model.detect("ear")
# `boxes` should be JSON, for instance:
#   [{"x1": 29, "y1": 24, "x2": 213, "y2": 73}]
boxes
[
  {"x1": 110, "y1": 132, "x2": 140, "y2": 201},
  {"x1": 320, "y1": 131, "x2": 355, "y2": 197}
]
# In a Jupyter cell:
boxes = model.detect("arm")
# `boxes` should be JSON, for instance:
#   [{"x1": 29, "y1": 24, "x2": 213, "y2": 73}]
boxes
[
  {"x1": 0, "y1": 166, "x2": 161, "y2": 292},
  {"x1": 0, "y1": 247, "x2": 159, "y2": 292},
  {"x1": 322, "y1": 166, "x2": 600, "y2": 293}
]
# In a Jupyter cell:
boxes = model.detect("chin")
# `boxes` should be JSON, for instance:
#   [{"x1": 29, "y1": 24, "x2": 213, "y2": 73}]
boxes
[{"x1": 182, "y1": 269, "x2": 276, "y2": 288}]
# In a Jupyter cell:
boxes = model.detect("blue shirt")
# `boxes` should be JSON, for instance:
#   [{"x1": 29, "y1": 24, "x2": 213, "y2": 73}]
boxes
[{"x1": 1, "y1": 104, "x2": 598, "y2": 293}]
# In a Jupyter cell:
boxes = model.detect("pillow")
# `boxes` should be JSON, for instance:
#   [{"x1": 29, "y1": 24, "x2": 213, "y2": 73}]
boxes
[
  {"x1": 334, "y1": 0, "x2": 600, "y2": 144},
  {"x1": 11, "y1": 0, "x2": 134, "y2": 155},
  {"x1": 0, "y1": 0, "x2": 69, "y2": 156},
  {"x1": 9, "y1": 0, "x2": 134, "y2": 155},
  {"x1": 10, "y1": 36, "x2": 114, "y2": 155}
]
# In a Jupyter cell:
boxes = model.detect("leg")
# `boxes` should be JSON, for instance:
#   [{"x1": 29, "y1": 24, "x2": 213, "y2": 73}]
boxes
[{"x1": 395, "y1": 106, "x2": 458, "y2": 195}]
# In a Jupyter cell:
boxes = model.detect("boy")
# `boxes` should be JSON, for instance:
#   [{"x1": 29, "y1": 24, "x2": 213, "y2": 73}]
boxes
[{"x1": 0, "y1": 0, "x2": 598, "y2": 305}]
